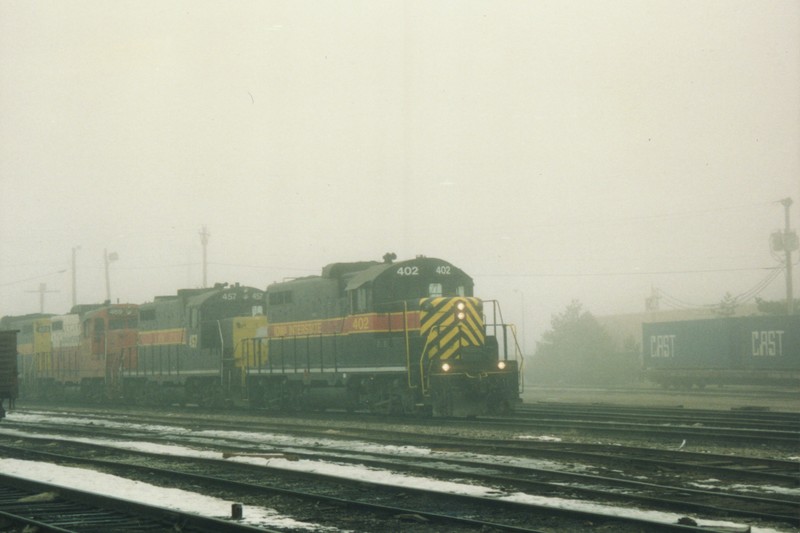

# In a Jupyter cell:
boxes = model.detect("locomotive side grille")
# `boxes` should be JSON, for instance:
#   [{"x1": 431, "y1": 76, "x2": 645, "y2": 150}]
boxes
[{"x1": 419, "y1": 297, "x2": 484, "y2": 360}]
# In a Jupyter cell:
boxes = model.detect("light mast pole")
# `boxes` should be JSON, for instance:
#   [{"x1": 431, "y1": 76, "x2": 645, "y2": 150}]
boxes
[
  {"x1": 780, "y1": 198, "x2": 795, "y2": 314},
  {"x1": 200, "y1": 226, "x2": 210, "y2": 288}
]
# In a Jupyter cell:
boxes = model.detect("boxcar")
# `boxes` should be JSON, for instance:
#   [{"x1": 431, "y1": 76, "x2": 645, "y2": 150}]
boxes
[
  {"x1": 0, "y1": 314, "x2": 53, "y2": 399},
  {"x1": 0, "y1": 330, "x2": 19, "y2": 418},
  {"x1": 642, "y1": 315, "x2": 800, "y2": 388}
]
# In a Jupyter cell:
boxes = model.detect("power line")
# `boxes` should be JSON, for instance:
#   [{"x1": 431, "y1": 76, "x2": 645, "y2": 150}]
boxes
[
  {"x1": 477, "y1": 265, "x2": 779, "y2": 278},
  {"x1": 657, "y1": 266, "x2": 785, "y2": 311},
  {"x1": 0, "y1": 269, "x2": 67, "y2": 288},
  {"x1": 208, "y1": 262, "x2": 317, "y2": 273},
  {"x1": 468, "y1": 200, "x2": 781, "y2": 234}
]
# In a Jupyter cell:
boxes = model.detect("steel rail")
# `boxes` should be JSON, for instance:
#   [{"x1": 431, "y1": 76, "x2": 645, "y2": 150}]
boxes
[
  {"x1": 0, "y1": 439, "x2": 756, "y2": 533},
  {"x1": 0, "y1": 473, "x2": 275, "y2": 533}
]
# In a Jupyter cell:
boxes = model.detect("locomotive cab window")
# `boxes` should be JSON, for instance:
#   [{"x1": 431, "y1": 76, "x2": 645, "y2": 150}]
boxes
[
  {"x1": 351, "y1": 287, "x2": 370, "y2": 313},
  {"x1": 269, "y1": 291, "x2": 292, "y2": 305},
  {"x1": 428, "y1": 283, "x2": 443, "y2": 297}
]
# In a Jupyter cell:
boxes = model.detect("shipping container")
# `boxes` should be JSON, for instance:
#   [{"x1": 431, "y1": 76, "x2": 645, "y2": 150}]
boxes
[{"x1": 642, "y1": 315, "x2": 800, "y2": 388}]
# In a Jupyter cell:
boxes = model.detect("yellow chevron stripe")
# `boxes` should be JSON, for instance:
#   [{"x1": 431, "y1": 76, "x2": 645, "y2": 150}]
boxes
[{"x1": 419, "y1": 297, "x2": 485, "y2": 360}]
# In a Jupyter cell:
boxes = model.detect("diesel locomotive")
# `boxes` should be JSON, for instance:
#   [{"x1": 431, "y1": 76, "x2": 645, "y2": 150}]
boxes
[
  {"x1": 130, "y1": 283, "x2": 266, "y2": 406},
  {"x1": 247, "y1": 254, "x2": 521, "y2": 416},
  {"x1": 2, "y1": 287, "x2": 267, "y2": 407},
  {"x1": 2, "y1": 254, "x2": 522, "y2": 416},
  {"x1": 2, "y1": 304, "x2": 138, "y2": 402}
]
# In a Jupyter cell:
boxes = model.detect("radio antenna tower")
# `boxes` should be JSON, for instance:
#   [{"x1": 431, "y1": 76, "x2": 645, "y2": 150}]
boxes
[{"x1": 200, "y1": 225, "x2": 210, "y2": 288}]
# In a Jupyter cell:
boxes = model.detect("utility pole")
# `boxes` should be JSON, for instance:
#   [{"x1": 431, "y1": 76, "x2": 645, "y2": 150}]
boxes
[
  {"x1": 645, "y1": 286, "x2": 661, "y2": 312},
  {"x1": 780, "y1": 198, "x2": 796, "y2": 314},
  {"x1": 514, "y1": 289, "x2": 526, "y2": 356},
  {"x1": 104, "y1": 249, "x2": 119, "y2": 303},
  {"x1": 27, "y1": 283, "x2": 57, "y2": 313},
  {"x1": 71, "y1": 246, "x2": 80, "y2": 308},
  {"x1": 199, "y1": 225, "x2": 210, "y2": 288}
]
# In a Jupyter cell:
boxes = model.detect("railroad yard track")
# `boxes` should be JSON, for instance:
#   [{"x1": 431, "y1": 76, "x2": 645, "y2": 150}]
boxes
[
  {"x1": 1, "y1": 404, "x2": 797, "y2": 532},
  {"x1": 488, "y1": 404, "x2": 800, "y2": 447},
  {"x1": 0, "y1": 472, "x2": 272, "y2": 532},
  {"x1": 513, "y1": 402, "x2": 800, "y2": 431}
]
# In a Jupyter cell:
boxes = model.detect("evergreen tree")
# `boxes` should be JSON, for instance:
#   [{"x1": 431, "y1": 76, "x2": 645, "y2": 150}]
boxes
[
  {"x1": 532, "y1": 300, "x2": 621, "y2": 386},
  {"x1": 755, "y1": 297, "x2": 800, "y2": 315}
]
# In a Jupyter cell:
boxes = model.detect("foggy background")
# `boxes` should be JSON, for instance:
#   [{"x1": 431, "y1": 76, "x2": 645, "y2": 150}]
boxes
[{"x1": 1, "y1": 1, "x2": 798, "y2": 353}]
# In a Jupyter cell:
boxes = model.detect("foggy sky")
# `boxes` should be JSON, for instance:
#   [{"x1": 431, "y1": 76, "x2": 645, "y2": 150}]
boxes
[{"x1": 1, "y1": 1, "x2": 798, "y2": 348}]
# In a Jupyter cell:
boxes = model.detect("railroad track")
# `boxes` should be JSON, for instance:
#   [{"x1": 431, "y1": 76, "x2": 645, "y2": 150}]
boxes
[
  {"x1": 473, "y1": 414, "x2": 800, "y2": 447},
  {"x1": 513, "y1": 402, "x2": 800, "y2": 432},
  {"x1": 466, "y1": 400, "x2": 800, "y2": 448},
  {"x1": 0, "y1": 436, "x2": 762, "y2": 533},
  {"x1": 0, "y1": 473, "x2": 271, "y2": 532},
  {"x1": 1, "y1": 409, "x2": 794, "y2": 532},
  {"x1": 14, "y1": 400, "x2": 800, "y2": 448},
  {"x1": 5, "y1": 408, "x2": 799, "y2": 485}
]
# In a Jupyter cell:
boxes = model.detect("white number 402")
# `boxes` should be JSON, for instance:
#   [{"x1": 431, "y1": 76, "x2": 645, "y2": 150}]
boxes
[
  {"x1": 435, "y1": 266, "x2": 451, "y2": 275},
  {"x1": 397, "y1": 266, "x2": 419, "y2": 276}
]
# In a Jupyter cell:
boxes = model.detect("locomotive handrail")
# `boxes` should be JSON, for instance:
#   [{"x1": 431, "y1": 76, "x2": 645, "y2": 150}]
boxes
[
  {"x1": 418, "y1": 323, "x2": 449, "y2": 395},
  {"x1": 403, "y1": 302, "x2": 417, "y2": 390},
  {"x1": 482, "y1": 299, "x2": 525, "y2": 393},
  {"x1": 216, "y1": 320, "x2": 225, "y2": 387},
  {"x1": 419, "y1": 333, "x2": 434, "y2": 395},
  {"x1": 508, "y1": 323, "x2": 525, "y2": 393}
]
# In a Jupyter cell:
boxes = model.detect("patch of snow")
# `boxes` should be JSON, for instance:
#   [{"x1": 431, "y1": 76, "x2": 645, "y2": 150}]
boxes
[
  {"x1": 0, "y1": 458, "x2": 341, "y2": 531},
  {"x1": 513, "y1": 434, "x2": 562, "y2": 442},
  {"x1": 2, "y1": 411, "x2": 792, "y2": 533}
]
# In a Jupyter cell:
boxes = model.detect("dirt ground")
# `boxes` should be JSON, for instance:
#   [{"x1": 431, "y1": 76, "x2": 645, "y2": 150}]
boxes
[{"x1": 521, "y1": 385, "x2": 800, "y2": 413}]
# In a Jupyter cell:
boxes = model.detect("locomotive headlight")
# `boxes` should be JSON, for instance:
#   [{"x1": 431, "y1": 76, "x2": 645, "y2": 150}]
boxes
[
  {"x1": 497, "y1": 361, "x2": 507, "y2": 370},
  {"x1": 454, "y1": 301, "x2": 466, "y2": 321},
  {"x1": 441, "y1": 362, "x2": 451, "y2": 372}
]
